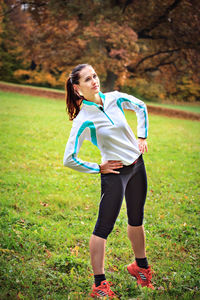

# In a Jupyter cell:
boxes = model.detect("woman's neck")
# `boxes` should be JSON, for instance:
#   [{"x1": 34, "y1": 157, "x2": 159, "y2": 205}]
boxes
[{"x1": 85, "y1": 93, "x2": 102, "y2": 105}]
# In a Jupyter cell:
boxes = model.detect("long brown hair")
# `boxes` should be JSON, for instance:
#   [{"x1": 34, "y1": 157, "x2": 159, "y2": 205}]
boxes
[{"x1": 65, "y1": 64, "x2": 90, "y2": 120}]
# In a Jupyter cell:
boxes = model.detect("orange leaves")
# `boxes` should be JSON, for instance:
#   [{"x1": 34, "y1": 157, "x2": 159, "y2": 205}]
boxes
[
  {"x1": 14, "y1": 70, "x2": 30, "y2": 79},
  {"x1": 77, "y1": 38, "x2": 87, "y2": 48},
  {"x1": 59, "y1": 19, "x2": 79, "y2": 34},
  {"x1": 84, "y1": 20, "x2": 137, "y2": 50},
  {"x1": 14, "y1": 69, "x2": 58, "y2": 87},
  {"x1": 83, "y1": 19, "x2": 138, "y2": 75},
  {"x1": 109, "y1": 49, "x2": 127, "y2": 60}
]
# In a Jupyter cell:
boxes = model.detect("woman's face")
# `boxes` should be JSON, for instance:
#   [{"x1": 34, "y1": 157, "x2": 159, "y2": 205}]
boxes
[{"x1": 74, "y1": 66, "x2": 100, "y2": 99}]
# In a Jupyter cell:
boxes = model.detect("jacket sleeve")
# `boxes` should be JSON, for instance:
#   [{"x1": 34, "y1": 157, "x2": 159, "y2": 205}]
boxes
[
  {"x1": 63, "y1": 119, "x2": 100, "y2": 174},
  {"x1": 115, "y1": 91, "x2": 148, "y2": 139}
]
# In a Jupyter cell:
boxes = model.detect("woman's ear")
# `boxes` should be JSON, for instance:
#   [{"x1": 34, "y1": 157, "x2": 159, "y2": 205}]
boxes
[{"x1": 73, "y1": 84, "x2": 83, "y2": 97}]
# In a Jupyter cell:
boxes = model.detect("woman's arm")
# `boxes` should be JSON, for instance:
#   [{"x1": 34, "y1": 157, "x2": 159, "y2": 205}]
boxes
[
  {"x1": 63, "y1": 119, "x2": 100, "y2": 174},
  {"x1": 114, "y1": 91, "x2": 148, "y2": 139}
]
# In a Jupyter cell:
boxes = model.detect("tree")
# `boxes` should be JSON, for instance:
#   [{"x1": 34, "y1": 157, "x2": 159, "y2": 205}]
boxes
[
  {"x1": 1, "y1": 0, "x2": 199, "y2": 101},
  {"x1": 0, "y1": 0, "x2": 24, "y2": 82}
]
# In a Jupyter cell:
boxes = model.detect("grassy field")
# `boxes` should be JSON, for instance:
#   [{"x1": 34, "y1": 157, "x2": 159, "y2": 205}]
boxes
[{"x1": 0, "y1": 91, "x2": 199, "y2": 300}]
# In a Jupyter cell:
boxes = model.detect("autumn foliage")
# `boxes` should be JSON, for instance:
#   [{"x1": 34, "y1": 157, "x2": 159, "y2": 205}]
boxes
[{"x1": 0, "y1": 0, "x2": 199, "y2": 102}]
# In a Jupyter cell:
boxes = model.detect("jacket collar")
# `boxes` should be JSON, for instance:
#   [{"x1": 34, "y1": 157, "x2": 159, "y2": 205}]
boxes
[{"x1": 82, "y1": 91, "x2": 105, "y2": 107}]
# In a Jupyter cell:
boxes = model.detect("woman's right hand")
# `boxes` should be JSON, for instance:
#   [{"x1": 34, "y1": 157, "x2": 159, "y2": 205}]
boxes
[{"x1": 99, "y1": 160, "x2": 123, "y2": 174}]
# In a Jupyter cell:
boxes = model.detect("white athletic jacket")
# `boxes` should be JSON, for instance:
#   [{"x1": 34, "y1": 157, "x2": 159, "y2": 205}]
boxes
[{"x1": 63, "y1": 91, "x2": 148, "y2": 174}]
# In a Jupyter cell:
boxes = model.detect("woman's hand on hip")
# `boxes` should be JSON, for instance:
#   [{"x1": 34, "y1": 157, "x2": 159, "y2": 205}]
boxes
[
  {"x1": 99, "y1": 160, "x2": 123, "y2": 174},
  {"x1": 138, "y1": 138, "x2": 148, "y2": 154}
]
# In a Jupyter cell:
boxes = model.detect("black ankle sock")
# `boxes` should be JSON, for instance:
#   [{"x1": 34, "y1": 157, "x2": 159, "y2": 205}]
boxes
[
  {"x1": 94, "y1": 274, "x2": 106, "y2": 287},
  {"x1": 136, "y1": 257, "x2": 148, "y2": 269}
]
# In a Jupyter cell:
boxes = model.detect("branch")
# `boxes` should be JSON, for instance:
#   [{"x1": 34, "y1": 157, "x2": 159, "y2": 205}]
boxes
[
  {"x1": 122, "y1": 0, "x2": 135, "y2": 14},
  {"x1": 137, "y1": 33, "x2": 167, "y2": 40},
  {"x1": 135, "y1": 49, "x2": 180, "y2": 69},
  {"x1": 0, "y1": 3, "x2": 21, "y2": 17},
  {"x1": 144, "y1": 61, "x2": 175, "y2": 71},
  {"x1": 138, "y1": 0, "x2": 182, "y2": 38}
]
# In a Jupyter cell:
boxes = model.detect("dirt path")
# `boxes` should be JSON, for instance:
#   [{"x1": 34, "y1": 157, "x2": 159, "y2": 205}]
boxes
[
  {"x1": 1, "y1": 82, "x2": 199, "y2": 121},
  {"x1": 0, "y1": 82, "x2": 65, "y2": 100}
]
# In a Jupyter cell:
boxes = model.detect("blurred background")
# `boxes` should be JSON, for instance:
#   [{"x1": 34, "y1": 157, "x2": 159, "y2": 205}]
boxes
[{"x1": 0, "y1": 0, "x2": 199, "y2": 103}]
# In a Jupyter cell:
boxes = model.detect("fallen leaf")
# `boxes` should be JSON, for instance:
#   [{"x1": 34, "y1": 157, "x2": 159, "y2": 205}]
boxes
[
  {"x1": 40, "y1": 202, "x2": 49, "y2": 207},
  {"x1": 17, "y1": 292, "x2": 23, "y2": 299},
  {"x1": 44, "y1": 248, "x2": 52, "y2": 258}
]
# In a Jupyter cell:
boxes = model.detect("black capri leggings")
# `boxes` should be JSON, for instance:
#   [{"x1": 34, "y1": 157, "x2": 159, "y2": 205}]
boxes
[{"x1": 93, "y1": 155, "x2": 147, "y2": 239}]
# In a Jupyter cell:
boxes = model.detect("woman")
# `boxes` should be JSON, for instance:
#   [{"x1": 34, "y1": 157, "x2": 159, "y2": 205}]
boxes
[{"x1": 63, "y1": 64, "x2": 154, "y2": 298}]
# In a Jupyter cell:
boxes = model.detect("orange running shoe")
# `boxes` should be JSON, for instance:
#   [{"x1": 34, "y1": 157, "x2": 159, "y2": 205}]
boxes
[
  {"x1": 127, "y1": 261, "x2": 154, "y2": 289},
  {"x1": 90, "y1": 280, "x2": 117, "y2": 298}
]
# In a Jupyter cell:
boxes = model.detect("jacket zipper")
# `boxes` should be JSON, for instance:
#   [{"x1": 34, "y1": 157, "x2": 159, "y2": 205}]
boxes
[{"x1": 98, "y1": 106, "x2": 114, "y2": 125}]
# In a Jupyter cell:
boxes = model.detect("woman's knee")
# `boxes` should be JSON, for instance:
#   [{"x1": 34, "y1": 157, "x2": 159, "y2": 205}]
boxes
[{"x1": 93, "y1": 222, "x2": 115, "y2": 240}]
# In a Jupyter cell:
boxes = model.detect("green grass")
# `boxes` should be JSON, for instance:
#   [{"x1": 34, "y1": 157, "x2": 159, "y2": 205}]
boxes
[{"x1": 0, "y1": 91, "x2": 200, "y2": 299}]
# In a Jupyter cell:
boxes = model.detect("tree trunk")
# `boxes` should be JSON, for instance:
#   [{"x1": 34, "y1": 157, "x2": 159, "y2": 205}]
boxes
[{"x1": 103, "y1": 70, "x2": 118, "y2": 92}]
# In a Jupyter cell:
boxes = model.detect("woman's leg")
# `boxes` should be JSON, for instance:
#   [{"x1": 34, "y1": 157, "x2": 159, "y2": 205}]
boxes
[
  {"x1": 91, "y1": 173, "x2": 125, "y2": 278},
  {"x1": 127, "y1": 224, "x2": 146, "y2": 258},
  {"x1": 89, "y1": 234, "x2": 106, "y2": 274},
  {"x1": 125, "y1": 158, "x2": 147, "y2": 260},
  {"x1": 125, "y1": 160, "x2": 154, "y2": 289}
]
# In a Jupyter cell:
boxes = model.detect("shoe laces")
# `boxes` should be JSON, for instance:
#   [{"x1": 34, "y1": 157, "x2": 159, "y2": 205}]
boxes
[
  {"x1": 106, "y1": 281, "x2": 113, "y2": 286},
  {"x1": 146, "y1": 268, "x2": 152, "y2": 279},
  {"x1": 143, "y1": 266, "x2": 154, "y2": 287},
  {"x1": 100, "y1": 281, "x2": 116, "y2": 297}
]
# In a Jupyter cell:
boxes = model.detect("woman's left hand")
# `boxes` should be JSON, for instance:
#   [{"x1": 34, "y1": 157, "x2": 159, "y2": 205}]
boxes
[{"x1": 138, "y1": 138, "x2": 148, "y2": 154}]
